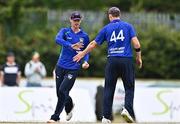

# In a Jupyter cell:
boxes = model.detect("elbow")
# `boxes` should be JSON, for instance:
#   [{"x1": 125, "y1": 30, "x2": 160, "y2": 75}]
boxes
[
  {"x1": 92, "y1": 43, "x2": 97, "y2": 49},
  {"x1": 135, "y1": 42, "x2": 141, "y2": 48},
  {"x1": 55, "y1": 38, "x2": 59, "y2": 44},
  {"x1": 89, "y1": 45, "x2": 95, "y2": 50},
  {"x1": 55, "y1": 36, "x2": 61, "y2": 45},
  {"x1": 90, "y1": 41, "x2": 97, "y2": 49},
  {"x1": 132, "y1": 37, "x2": 141, "y2": 48}
]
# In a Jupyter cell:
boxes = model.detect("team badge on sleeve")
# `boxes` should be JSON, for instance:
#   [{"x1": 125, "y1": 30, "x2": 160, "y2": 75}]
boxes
[{"x1": 68, "y1": 74, "x2": 73, "y2": 79}]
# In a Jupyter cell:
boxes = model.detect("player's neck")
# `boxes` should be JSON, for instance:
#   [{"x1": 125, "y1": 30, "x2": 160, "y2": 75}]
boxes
[
  {"x1": 7, "y1": 61, "x2": 15, "y2": 65},
  {"x1": 71, "y1": 27, "x2": 80, "y2": 33},
  {"x1": 110, "y1": 17, "x2": 120, "y2": 22}
]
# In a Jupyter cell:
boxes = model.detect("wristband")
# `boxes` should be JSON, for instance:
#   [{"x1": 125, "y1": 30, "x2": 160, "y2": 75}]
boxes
[{"x1": 135, "y1": 48, "x2": 141, "y2": 52}]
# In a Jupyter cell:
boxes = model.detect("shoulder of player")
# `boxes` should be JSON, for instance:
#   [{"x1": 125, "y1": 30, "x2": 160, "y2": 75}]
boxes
[
  {"x1": 59, "y1": 27, "x2": 70, "y2": 33},
  {"x1": 82, "y1": 31, "x2": 89, "y2": 37},
  {"x1": 107, "y1": 20, "x2": 132, "y2": 27},
  {"x1": 80, "y1": 29, "x2": 89, "y2": 38},
  {"x1": 97, "y1": 25, "x2": 108, "y2": 33},
  {"x1": 103, "y1": 24, "x2": 109, "y2": 29},
  {"x1": 120, "y1": 21, "x2": 134, "y2": 28},
  {"x1": 64, "y1": 27, "x2": 71, "y2": 30}
]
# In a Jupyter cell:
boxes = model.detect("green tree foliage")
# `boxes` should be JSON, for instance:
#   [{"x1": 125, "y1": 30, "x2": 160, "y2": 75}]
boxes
[
  {"x1": 140, "y1": 0, "x2": 180, "y2": 13},
  {"x1": 0, "y1": 0, "x2": 180, "y2": 78},
  {"x1": 1, "y1": 0, "x2": 180, "y2": 12},
  {"x1": 137, "y1": 26, "x2": 180, "y2": 79}
]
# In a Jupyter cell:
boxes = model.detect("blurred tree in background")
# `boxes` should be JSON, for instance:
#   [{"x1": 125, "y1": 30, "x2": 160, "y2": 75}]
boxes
[
  {"x1": 137, "y1": 26, "x2": 180, "y2": 79},
  {"x1": 0, "y1": 0, "x2": 180, "y2": 78}
]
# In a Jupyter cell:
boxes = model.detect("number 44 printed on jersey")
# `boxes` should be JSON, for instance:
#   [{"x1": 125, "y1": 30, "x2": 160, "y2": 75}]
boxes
[{"x1": 110, "y1": 30, "x2": 125, "y2": 42}]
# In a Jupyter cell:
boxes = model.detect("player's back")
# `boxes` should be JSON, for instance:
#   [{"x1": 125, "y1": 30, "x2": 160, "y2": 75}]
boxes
[{"x1": 103, "y1": 19, "x2": 136, "y2": 57}]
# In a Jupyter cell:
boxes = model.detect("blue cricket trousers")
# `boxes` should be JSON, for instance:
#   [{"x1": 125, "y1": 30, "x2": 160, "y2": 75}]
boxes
[
  {"x1": 103, "y1": 56, "x2": 135, "y2": 120},
  {"x1": 51, "y1": 65, "x2": 78, "y2": 121}
]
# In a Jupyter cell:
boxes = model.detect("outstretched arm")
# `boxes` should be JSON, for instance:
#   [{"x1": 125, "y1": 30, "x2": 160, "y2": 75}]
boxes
[
  {"x1": 55, "y1": 29, "x2": 72, "y2": 48},
  {"x1": 73, "y1": 26, "x2": 106, "y2": 62},
  {"x1": 73, "y1": 40, "x2": 97, "y2": 62},
  {"x1": 56, "y1": 29, "x2": 84, "y2": 50}
]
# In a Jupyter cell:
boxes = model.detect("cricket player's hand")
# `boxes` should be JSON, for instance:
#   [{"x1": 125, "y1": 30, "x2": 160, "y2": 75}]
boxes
[
  {"x1": 73, "y1": 51, "x2": 85, "y2": 62},
  {"x1": 136, "y1": 57, "x2": 142, "y2": 69},
  {"x1": 71, "y1": 42, "x2": 84, "y2": 51},
  {"x1": 82, "y1": 61, "x2": 89, "y2": 69}
]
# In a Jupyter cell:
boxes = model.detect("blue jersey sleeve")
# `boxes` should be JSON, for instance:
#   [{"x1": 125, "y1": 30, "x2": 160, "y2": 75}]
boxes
[
  {"x1": 84, "y1": 54, "x2": 89, "y2": 62},
  {"x1": 95, "y1": 27, "x2": 106, "y2": 45},
  {"x1": 129, "y1": 24, "x2": 136, "y2": 39},
  {"x1": 83, "y1": 35, "x2": 90, "y2": 62},
  {"x1": 55, "y1": 28, "x2": 72, "y2": 48}
]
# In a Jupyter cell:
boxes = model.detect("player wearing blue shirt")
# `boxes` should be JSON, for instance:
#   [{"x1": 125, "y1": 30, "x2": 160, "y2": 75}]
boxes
[
  {"x1": 47, "y1": 11, "x2": 90, "y2": 123},
  {"x1": 74, "y1": 7, "x2": 142, "y2": 123}
]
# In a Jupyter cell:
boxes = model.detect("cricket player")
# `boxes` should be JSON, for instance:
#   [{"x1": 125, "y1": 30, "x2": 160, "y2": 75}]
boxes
[
  {"x1": 47, "y1": 11, "x2": 90, "y2": 123},
  {"x1": 73, "y1": 7, "x2": 142, "y2": 123}
]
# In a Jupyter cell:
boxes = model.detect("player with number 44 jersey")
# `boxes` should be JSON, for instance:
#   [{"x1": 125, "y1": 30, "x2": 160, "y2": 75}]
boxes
[
  {"x1": 95, "y1": 16, "x2": 136, "y2": 57},
  {"x1": 73, "y1": 7, "x2": 142, "y2": 123}
]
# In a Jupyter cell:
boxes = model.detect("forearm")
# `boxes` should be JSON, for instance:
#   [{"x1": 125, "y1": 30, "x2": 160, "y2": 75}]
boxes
[
  {"x1": 83, "y1": 40, "x2": 97, "y2": 55},
  {"x1": 132, "y1": 37, "x2": 142, "y2": 68},
  {"x1": 73, "y1": 40, "x2": 97, "y2": 62},
  {"x1": 136, "y1": 51, "x2": 141, "y2": 59},
  {"x1": 55, "y1": 38, "x2": 72, "y2": 48}
]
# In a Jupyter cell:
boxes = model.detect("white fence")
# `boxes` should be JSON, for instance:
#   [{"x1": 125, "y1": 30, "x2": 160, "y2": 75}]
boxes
[{"x1": 48, "y1": 10, "x2": 180, "y2": 31}]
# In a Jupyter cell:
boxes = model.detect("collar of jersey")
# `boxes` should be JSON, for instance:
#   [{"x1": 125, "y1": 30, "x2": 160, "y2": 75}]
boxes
[
  {"x1": 69, "y1": 27, "x2": 83, "y2": 34},
  {"x1": 111, "y1": 19, "x2": 121, "y2": 23}
]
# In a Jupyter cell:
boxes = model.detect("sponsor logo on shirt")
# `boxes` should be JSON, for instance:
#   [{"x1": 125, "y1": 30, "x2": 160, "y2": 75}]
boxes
[
  {"x1": 109, "y1": 47, "x2": 125, "y2": 54},
  {"x1": 67, "y1": 37, "x2": 72, "y2": 40}
]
